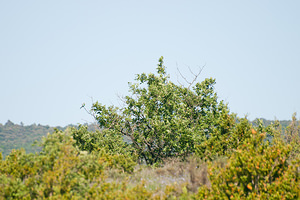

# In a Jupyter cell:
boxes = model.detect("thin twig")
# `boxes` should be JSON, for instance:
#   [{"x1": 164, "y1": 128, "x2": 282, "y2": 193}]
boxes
[{"x1": 177, "y1": 64, "x2": 205, "y2": 89}]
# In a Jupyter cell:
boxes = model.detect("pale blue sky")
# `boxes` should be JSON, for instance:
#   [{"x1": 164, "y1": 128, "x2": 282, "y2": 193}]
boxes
[{"x1": 1, "y1": 1, "x2": 299, "y2": 126}]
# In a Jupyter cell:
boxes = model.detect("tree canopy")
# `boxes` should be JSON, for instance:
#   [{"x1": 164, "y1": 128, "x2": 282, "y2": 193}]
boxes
[{"x1": 88, "y1": 57, "x2": 236, "y2": 164}]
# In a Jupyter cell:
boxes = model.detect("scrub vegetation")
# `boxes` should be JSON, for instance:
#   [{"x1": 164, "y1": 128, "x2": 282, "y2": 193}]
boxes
[{"x1": 1, "y1": 57, "x2": 299, "y2": 199}]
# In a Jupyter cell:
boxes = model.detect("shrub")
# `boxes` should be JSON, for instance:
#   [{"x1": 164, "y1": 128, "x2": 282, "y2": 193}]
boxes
[
  {"x1": 72, "y1": 125, "x2": 137, "y2": 173},
  {"x1": 0, "y1": 128, "x2": 136, "y2": 199},
  {"x1": 195, "y1": 128, "x2": 300, "y2": 199}
]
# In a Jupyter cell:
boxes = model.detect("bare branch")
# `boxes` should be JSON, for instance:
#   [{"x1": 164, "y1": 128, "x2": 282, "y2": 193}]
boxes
[
  {"x1": 176, "y1": 64, "x2": 205, "y2": 89},
  {"x1": 188, "y1": 65, "x2": 205, "y2": 88},
  {"x1": 176, "y1": 76, "x2": 185, "y2": 87},
  {"x1": 177, "y1": 67, "x2": 192, "y2": 86},
  {"x1": 188, "y1": 66, "x2": 198, "y2": 77}
]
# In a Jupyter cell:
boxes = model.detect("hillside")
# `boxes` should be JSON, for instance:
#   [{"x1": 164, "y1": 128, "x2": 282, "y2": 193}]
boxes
[
  {"x1": 252, "y1": 118, "x2": 291, "y2": 130},
  {"x1": 0, "y1": 120, "x2": 99, "y2": 158}
]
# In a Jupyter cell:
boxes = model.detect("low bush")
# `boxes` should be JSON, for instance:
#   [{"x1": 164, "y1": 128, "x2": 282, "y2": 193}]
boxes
[{"x1": 195, "y1": 128, "x2": 300, "y2": 199}]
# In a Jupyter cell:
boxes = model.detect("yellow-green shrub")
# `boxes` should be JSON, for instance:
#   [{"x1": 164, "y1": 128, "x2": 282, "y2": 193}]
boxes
[{"x1": 195, "y1": 129, "x2": 300, "y2": 199}]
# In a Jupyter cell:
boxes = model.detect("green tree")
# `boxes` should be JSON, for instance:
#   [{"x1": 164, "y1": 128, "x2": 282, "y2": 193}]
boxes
[{"x1": 90, "y1": 57, "x2": 234, "y2": 164}]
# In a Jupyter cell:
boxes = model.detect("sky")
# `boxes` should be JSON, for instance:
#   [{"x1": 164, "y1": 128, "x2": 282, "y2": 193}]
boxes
[{"x1": 1, "y1": 1, "x2": 299, "y2": 126}]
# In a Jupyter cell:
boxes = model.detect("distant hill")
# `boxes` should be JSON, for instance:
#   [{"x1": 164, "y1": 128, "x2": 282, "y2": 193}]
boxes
[
  {"x1": 0, "y1": 120, "x2": 99, "y2": 159},
  {"x1": 251, "y1": 118, "x2": 291, "y2": 130}
]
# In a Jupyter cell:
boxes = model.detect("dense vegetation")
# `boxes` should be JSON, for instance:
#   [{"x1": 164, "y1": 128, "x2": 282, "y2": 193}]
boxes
[{"x1": 1, "y1": 57, "x2": 299, "y2": 199}]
